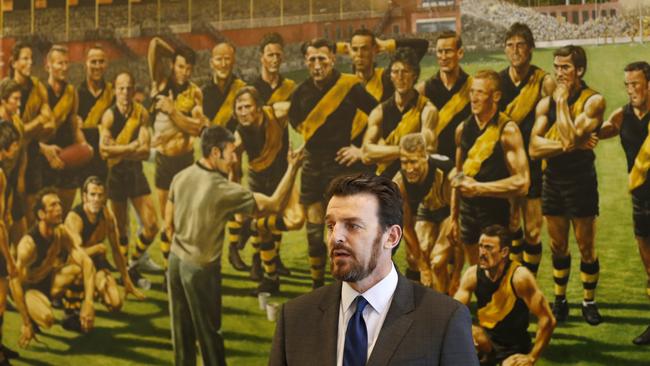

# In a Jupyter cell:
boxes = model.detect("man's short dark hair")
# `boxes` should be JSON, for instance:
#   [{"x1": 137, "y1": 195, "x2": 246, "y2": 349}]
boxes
[
  {"x1": 0, "y1": 121, "x2": 18, "y2": 152},
  {"x1": 10, "y1": 41, "x2": 32, "y2": 77},
  {"x1": 0, "y1": 79, "x2": 21, "y2": 102},
  {"x1": 114, "y1": 70, "x2": 135, "y2": 86},
  {"x1": 481, "y1": 225, "x2": 511, "y2": 251},
  {"x1": 234, "y1": 86, "x2": 263, "y2": 111},
  {"x1": 389, "y1": 47, "x2": 421, "y2": 81},
  {"x1": 201, "y1": 125, "x2": 235, "y2": 158},
  {"x1": 174, "y1": 46, "x2": 196, "y2": 66},
  {"x1": 435, "y1": 31, "x2": 462, "y2": 49},
  {"x1": 33, "y1": 187, "x2": 58, "y2": 218},
  {"x1": 301, "y1": 38, "x2": 336, "y2": 56},
  {"x1": 554, "y1": 45, "x2": 587, "y2": 76},
  {"x1": 625, "y1": 61, "x2": 650, "y2": 82},
  {"x1": 350, "y1": 28, "x2": 377, "y2": 46},
  {"x1": 260, "y1": 32, "x2": 284, "y2": 53},
  {"x1": 214, "y1": 38, "x2": 237, "y2": 53},
  {"x1": 505, "y1": 22, "x2": 535, "y2": 49},
  {"x1": 86, "y1": 43, "x2": 105, "y2": 57},
  {"x1": 325, "y1": 173, "x2": 403, "y2": 232},
  {"x1": 82, "y1": 176, "x2": 105, "y2": 194}
]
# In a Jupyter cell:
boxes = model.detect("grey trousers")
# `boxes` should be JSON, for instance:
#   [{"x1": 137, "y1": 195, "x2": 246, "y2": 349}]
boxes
[{"x1": 168, "y1": 252, "x2": 226, "y2": 366}]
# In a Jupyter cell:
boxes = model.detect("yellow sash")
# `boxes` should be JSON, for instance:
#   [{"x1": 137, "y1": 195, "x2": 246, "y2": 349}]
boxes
[
  {"x1": 434, "y1": 76, "x2": 472, "y2": 137},
  {"x1": 175, "y1": 82, "x2": 200, "y2": 115},
  {"x1": 108, "y1": 103, "x2": 144, "y2": 168},
  {"x1": 545, "y1": 88, "x2": 598, "y2": 141},
  {"x1": 249, "y1": 106, "x2": 286, "y2": 173},
  {"x1": 422, "y1": 167, "x2": 449, "y2": 211},
  {"x1": 52, "y1": 84, "x2": 76, "y2": 127},
  {"x1": 350, "y1": 70, "x2": 386, "y2": 141},
  {"x1": 462, "y1": 112, "x2": 511, "y2": 177},
  {"x1": 629, "y1": 122, "x2": 650, "y2": 191},
  {"x1": 376, "y1": 95, "x2": 428, "y2": 174},
  {"x1": 212, "y1": 78, "x2": 246, "y2": 127},
  {"x1": 22, "y1": 77, "x2": 47, "y2": 124},
  {"x1": 505, "y1": 68, "x2": 546, "y2": 124},
  {"x1": 478, "y1": 261, "x2": 521, "y2": 329},
  {"x1": 11, "y1": 114, "x2": 25, "y2": 139},
  {"x1": 82, "y1": 82, "x2": 114, "y2": 129},
  {"x1": 299, "y1": 74, "x2": 360, "y2": 143},
  {"x1": 267, "y1": 78, "x2": 296, "y2": 105}
]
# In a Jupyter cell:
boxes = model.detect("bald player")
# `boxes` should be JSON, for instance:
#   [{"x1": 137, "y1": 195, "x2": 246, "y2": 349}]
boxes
[
  {"x1": 499, "y1": 23, "x2": 555, "y2": 276},
  {"x1": 148, "y1": 37, "x2": 206, "y2": 279},
  {"x1": 10, "y1": 189, "x2": 96, "y2": 347},
  {"x1": 599, "y1": 61, "x2": 650, "y2": 343},
  {"x1": 416, "y1": 31, "x2": 472, "y2": 162},
  {"x1": 202, "y1": 39, "x2": 251, "y2": 271},
  {"x1": 450, "y1": 70, "x2": 529, "y2": 271},
  {"x1": 65, "y1": 176, "x2": 145, "y2": 311},
  {"x1": 99, "y1": 71, "x2": 159, "y2": 289},
  {"x1": 77, "y1": 44, "x2": 114, "y2": 186}
]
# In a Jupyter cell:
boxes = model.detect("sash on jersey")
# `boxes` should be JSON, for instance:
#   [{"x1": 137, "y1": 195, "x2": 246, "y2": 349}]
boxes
[
  {"x1": 376, "y1": 95, "x2": 428, "y2": 174},
  {"x1": 350, "y1": 70, "x2": 384, "y2": 140},
  {"x1": 212, "y1": 78, "x2": 246, "y2": 127},
  {"x1": 108, "y1": 103, "x2": 144, "y2": 168},
  {"x1": 544, "y1": 88, "x2": 598, "y2": 141},
  {"x1": 629, "y1": 123, "x2": 650, "y2": 191},
  {"x1": 28, "y1": 226, "x2": 72, "y2": 285},
  {"x1": 52, "y1": 84, "x2": 76, "y2": 127},
  {"x1": 422, "y1": 168, "x2": 448, "y2": 211},
  {"x1": 505, "y1": 68, "x2": 546, "y2": 124},
  {"x1": 249, "y1": 107, "x2": 287, "y2": 173},
  {"x1": 83, "y1": 82, "x2": 114, "y2": 129},
  {"x1": 12, "y1": 114, "x2": 25, "y2": 139},
  {"x1": 175, "y1": 82, "x2": 200, "y2": 115},
  {"x1": 299, "y1": 74, "x2": 360, "y2": 143},
  {"x1": 462, "y1": 113, "x2": 510, "y2": 177},
  {"x1": 267, "y1": 79, "x2": 296, "y2": 105},
  {"x1": 434, "y1": 77, "x2": 472, "y2": 137},
  {"x1": 478, "y1": 261, "x2": 521, "y2": 329},
  {"x1": 22, "y1": 77, "x2": 47, "y2": 124}
]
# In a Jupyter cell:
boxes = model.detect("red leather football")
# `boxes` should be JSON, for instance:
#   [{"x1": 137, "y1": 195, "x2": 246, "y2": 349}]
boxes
[{"x1": 58, "y1": 143, "x2": 94, "y2": 169}]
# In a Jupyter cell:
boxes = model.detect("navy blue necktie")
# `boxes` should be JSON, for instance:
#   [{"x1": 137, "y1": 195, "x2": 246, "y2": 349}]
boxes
[{"x1": 343, "y1": 296, "x2": 369, "y2": 366}]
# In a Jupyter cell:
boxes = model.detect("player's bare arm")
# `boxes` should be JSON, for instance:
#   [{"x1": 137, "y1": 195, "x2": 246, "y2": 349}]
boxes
[{"x1": 599, "y1": 107, "x2": 623, "y2": 139}]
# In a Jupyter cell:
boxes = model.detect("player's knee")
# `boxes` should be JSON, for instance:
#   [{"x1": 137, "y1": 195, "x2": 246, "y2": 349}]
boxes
[
  {"x1": 38, "y1": 311, "x2": 55, "y2": 329},
  {"x1": 524, "y1": 227, "x2": 541, "y2": 244},
  {"x1": 284, "y1": 212, "x2": 305, "y2": 231}
]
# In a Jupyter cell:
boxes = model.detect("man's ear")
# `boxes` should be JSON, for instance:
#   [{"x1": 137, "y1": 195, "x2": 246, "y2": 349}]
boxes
[
  {"x1": 577, "y1": 67, "x2": 585, "y2": 78},
  {"x1": 211, "y1": 146, "x2": 222, "y2": 160},
  {"x1": 384, "y1": 225, "x2": 403, "y2": 250}
]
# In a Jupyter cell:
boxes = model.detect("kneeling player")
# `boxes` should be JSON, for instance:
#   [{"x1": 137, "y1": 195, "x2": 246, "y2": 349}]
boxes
[
  {"x1": 10, "y1": 189, "x2": 96, "y2": 348},
  {"x1": 65, "y1": 176, "x2": 145, "y2": 311},
  {"x1": 455, "y1": 225, "x2": 555, "y2": 366}
]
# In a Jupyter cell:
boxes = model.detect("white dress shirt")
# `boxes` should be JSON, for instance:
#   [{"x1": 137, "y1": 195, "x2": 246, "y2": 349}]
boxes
[{"x1": 336, "y1": 264, "x2": 399, "y2": 366}]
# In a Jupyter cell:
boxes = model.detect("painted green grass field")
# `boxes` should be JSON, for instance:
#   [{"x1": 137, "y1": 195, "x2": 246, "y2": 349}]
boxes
[{"x1": 5, "y1": 43, "x2": 650, "y2": 365}]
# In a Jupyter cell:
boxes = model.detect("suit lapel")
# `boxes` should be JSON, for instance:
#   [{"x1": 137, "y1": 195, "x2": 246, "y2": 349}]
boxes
[
  {"x1": 366, "y1": 274, "x2": 415, "y2": 366},
  {"x1": 318, "y1": 281, "x2": 342, "y2": 366}
]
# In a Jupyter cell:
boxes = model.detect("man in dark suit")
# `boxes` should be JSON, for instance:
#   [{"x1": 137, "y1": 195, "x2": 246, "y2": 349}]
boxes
[{"x1": 269, "y1": 174, "x2": 478, "y2": 366}]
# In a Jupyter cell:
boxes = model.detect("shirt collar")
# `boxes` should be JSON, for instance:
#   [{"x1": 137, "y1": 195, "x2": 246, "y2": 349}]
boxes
[{"x1": 341, "y1": 263, "x2": 398, "y2": 314}]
